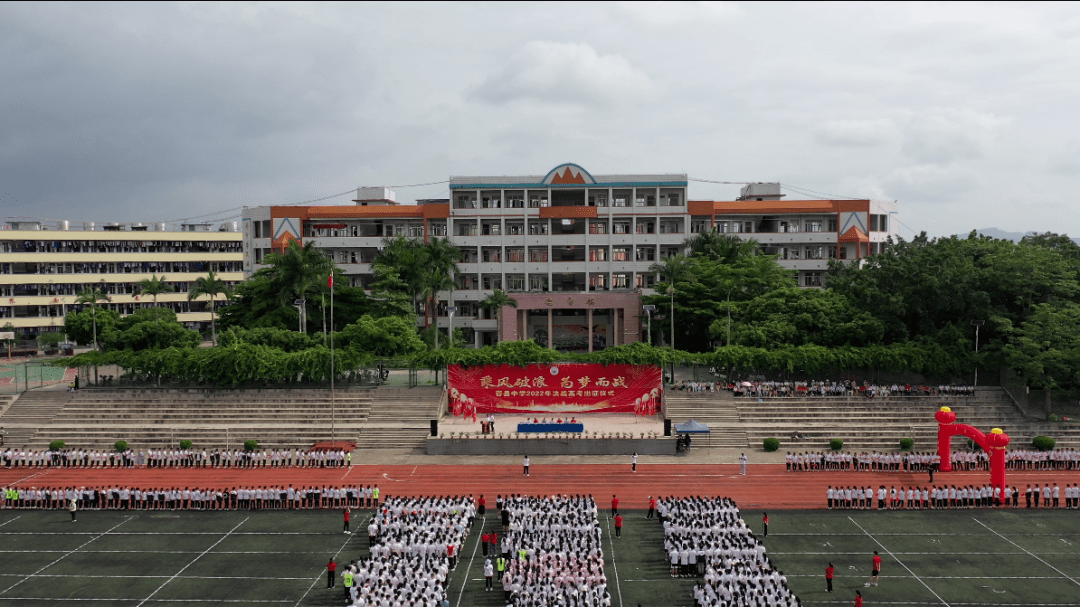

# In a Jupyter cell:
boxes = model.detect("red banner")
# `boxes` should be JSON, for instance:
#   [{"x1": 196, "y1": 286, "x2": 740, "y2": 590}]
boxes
[{"x1": 448, "y1": 363, "x2": 661, "y2": 415}]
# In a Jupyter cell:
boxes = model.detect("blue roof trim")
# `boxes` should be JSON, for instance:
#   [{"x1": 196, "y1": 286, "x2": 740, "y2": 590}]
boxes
[{"x1": 450, "y1": 181, "x2": 688, "y2": 189}]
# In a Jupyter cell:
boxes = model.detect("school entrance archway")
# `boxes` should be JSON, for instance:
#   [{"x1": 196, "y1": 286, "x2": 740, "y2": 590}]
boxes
[{"x1": 935, "y1": 406, "x2": 1010, "y2": 490}]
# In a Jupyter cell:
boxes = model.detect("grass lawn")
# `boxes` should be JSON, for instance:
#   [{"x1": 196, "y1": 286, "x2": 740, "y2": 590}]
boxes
[{"x1": 2, "y1": 507, "x2": 1078, "y2": 606}]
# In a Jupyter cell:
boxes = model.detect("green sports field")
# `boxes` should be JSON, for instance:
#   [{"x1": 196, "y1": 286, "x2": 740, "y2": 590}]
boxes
[{"x1": 0, "y1": 508, "x2": 1077, "y2": 606}]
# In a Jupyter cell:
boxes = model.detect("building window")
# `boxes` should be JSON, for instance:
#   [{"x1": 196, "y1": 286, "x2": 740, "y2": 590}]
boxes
[
  {"x1": 691, "y1": 220, "x2": 709, "y2": 234},
  {"x1": 613, "y1": 222, "x2": 631, "y2": 234},
  {"x1": 806, "y1": 221, "x2": 822, "y2": 233},
  {"x1": 635, "y1": 221, "x2": 654, "y2": 235},
  {"x1": 529, "y1": 275, "x2": 548, "y2": 291},
  {"x1": 508, "y1": 275, "x2": 525, "y2": 290},
  {"x1": 612, "y1": 273, "x2": 628, "y2": 288},
  {"x1": 589, "y1": 247, "x2": 607, "y2": 262},
  {"x1": 590, "y1": 274, "x2": 607, "y2": 290},
  {"x1": 507, "y1": 248, "x2": 525, "y2": 263},
  {"x1": 589, "y1": 222, "x2": 608, "y2": 235},
  {"x1": 528, "y1": 248, "x2": 548, "y2": 263},
  {"x1": 806, "y1": 246, "x2": 824, "y2": 260},
  {"x1": 506, "y1": 222, "x2": 524, "y2": 235},
  {"x1": 804, "y1": 272, "x2": 823, "y2": 287},
  {"x1": 870, "y1": 214, "x2": 889, "y2": 232},
  {"x1": 612, "y1": 247, "x2": 629, "y2": 261}
]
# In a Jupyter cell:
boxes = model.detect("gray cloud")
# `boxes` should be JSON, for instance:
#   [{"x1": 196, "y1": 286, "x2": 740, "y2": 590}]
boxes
[
  {"x1": 471, "y1": 41, "x2": 652, "y2": 106},
  {"x1": 1, "y1": 2, "x2": 1079, "y2": 240}
]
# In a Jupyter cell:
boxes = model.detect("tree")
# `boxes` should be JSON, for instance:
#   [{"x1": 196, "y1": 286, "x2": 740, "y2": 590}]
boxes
[
  {"x1": 253, "y1": 240, "x2": 334, "y2": 334},
  {"x1": 75, "y1": 287, "x2": 110, "y2": 350},
  {"x1": 103, "y1": 308, "x2": 201, "y2": 351},
  {"x1": 336, "y1": 315, "x2": 427, "y2": 358},
  {"x1": 137, "y1": 274, "x2": 173, "y2": 331},
  {"x1": 480, "y1": 290, "x2": 518, "y2": 341},
  {"x1": 372, "y1": 236, "x2": 461, "y2": 333},
  {"x1": 422, "y1": 266, "x2": 455, "y2": 349},
  {"x1": 1002, "y1": 302, "x2": 1080, "y2": 391},
  {"x1": 188, "y1": 270, "x2": 232, "y2": 345}
]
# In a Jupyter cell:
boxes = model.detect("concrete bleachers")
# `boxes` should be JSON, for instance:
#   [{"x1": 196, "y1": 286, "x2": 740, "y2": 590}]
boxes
[
  {"x1": 663, "y1": 391, "x2": 748, "y2": 448},
  {"x1": 11, "y1": 388, "x2": 374, "y2": 450},
  {"x1": 735, "y1": 387, "x2": 1080, "y2": 450},
  {"x1": 0, "y1": 390, "x2": 73, "y2": 447},
  {"x1": 357, "y1": 386, "x2": 444, "y2": 451}
]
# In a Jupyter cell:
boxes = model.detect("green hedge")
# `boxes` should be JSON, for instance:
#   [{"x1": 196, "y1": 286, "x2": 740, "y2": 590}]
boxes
[
  {"x1": 243, "y1": 439, "x2": 259, "y2": 452},
  {"x1": 114, "y1": 440, "x2": 128, "y2": 452},
  {"x1": 179, "y1": 439, "x2": 193, "y2": 449},
  {"x1": 829, "y1": 438, "x2": 844, "y2": 451},
  {"x1": 763, "y1": 438, "x2": 780, "y2": 452},
  {"x1": 1032, "y1": 436, "x2": 1056, "y2": 451},
  {"x1": 899, "y1": 437, "x2": 914, "y2": 451},
  {"x1": 49, "y1": 440, "x2": 65, "y2": 451}
]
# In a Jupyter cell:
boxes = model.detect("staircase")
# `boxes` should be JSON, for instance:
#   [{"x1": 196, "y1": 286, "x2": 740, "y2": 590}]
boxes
[
  {"x1": 356, "y1": 386, "x2": 444, "y2": 451},
  {"x1": 0, "y1": 390, "x2": 74, "y2": 447},
  {"x1": 733, "y1": 387, "x2": 1064, "y2": 451},
  {"x1": 11, "y1": 388, "x2": 373, "y2": 450},
  {"x1": 663, "y1": 391, "x2": 748, "y2": 448}
]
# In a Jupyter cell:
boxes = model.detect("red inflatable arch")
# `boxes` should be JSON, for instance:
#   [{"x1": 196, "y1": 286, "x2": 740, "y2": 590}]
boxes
[{"x1": 935, "y1": 406, "x2": 1010, "y2": 491}]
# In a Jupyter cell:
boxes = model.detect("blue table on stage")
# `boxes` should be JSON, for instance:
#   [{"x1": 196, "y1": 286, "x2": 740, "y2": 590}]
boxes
[{"x1": 517, "y1": 423, "x2": 584, "y2": 433}]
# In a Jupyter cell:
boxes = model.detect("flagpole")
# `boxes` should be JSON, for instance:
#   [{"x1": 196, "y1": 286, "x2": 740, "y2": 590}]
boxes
[{"x1": 330, "y1": 272, "x2": 335, "y2": 448}]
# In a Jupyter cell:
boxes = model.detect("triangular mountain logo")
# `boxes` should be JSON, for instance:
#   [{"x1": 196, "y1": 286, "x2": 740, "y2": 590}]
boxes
[{"x1": 551, "y1": 167, "x2": 586, "y2": 185}]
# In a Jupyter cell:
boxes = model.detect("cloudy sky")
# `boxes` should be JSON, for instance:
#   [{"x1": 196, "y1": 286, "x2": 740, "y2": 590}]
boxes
[{"x1": 3, "y1": 2, "x2": 1079, "y2": 238}]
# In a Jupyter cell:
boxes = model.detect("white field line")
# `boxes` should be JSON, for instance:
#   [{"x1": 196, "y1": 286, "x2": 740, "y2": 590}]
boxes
[
  {"x1": 135, "y1": 517, "x2": 248, "y2": 607},
  {"x1": 971, "y1": 517, "x2": 1080, "y2": 588},
  {"x1": 848, "y1": 516, "x2": 950, "y2": 606}
]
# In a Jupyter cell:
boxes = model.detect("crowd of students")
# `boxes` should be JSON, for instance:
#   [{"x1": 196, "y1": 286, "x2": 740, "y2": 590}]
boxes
[
  {"x1": 655, "y1": 496, "x2": 798, "y2": 607},
  {"x1": 1, "y1": 484, "x2": 380, "y2": 510},
  {"x1": 342, "y1": 496, "x2": 472, "y2": 607},
  {"x1": 826, "y1": 483, "x2": 1080, "y2": 509},
  {"x1": 730, "y1": 380, "x2": 975, "y2": 398},
  {"x1": 499, "y1": 495, "x2": 610, "y2": 607},
  {"x1": 786, "y1": 451, "x2": 940, "y2": 472},
  {"x1": 1, "y1": 447, "x2": 351, "y2": 468}
]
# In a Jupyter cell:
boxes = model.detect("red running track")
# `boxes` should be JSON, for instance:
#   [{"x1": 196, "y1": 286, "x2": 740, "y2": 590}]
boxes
[{"x1": 2, "y1": 464, "x2": 1075, "y2": 510}]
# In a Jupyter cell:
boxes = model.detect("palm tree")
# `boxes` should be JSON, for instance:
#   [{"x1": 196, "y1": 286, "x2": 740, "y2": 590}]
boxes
[
  {"x1": 649, "y1": 254, "x2": 696, "y2": 350},
  {"x1": 258, "y1": 241, "x2": 333, "y2": 333},
  {"x1": 422, "y1": 267, "x2": 455, "y2": 349},
  {"x1": 480, "y1": 289, "x2": 518, "y2": 342},
  {"x1": 137, "y1": 274, "x2": 173, "y2": 326},
  {"x1": 75, "y1": 287, "x2": 109, "y2": 350},
  {"x1": 188, "y1": 270, "x2": 233, "y2": 345}
]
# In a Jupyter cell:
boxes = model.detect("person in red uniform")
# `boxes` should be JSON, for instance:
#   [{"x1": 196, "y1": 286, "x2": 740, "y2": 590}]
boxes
[
  {"x1": 478, "y1": 494, "x2": 486, "y2": 517},
  {"x1": 854, "y1": 590, "x2": 863, "y2": 607},
  {"x1": 343, "y1": 507, "x2": 350, "y2": 534},
  {"x1": 826, "y1": 562, "x2": 835, "y2": 592},
  {"x1": 326, "y1": 558, "x2": 337, "y2": 588},
  {"x1": 762, "y1": 512, "x2": 769, "y2": 537},
  {"x1": 614, "y1": 514, "x2": 623, "y2": 537},
  {"x1": 489, "y1": 531, "x2": 498, "y2": 555},
  {"x1": 481, "y1": 531, "x2": 490, "y2": 556},
  {"x1": 865, "y1": 551, "x2": 881, "y2": 586},
  {"x1": 611, "y1": 495, "x2": 619, "y2": 518},
  {"x1": 647, "y1": 496, "x2": 656, "y2": 519}
]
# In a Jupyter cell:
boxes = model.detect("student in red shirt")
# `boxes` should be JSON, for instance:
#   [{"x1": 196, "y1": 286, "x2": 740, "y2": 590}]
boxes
[
  {"x1": 481, "y1": 532, "x2": 490, "y2": 556},
  {"x1": 447, "y1": 543, "x2": 457, "y2": 569},
  {"x1": 343, "y1": 507, "x2": 350, "y2": 534},
  {"x1": 854, "y1": 590, "x2": 863, "y2": 607},
  {"x1": 647, "y1": 496, "x2": 656, "y2": 519},
  {"x1": 762, "y1": 512, "x2": 769, "y2": 537},
  {"x1": 611, "y1": 495, "x2": 619, "y2": 518},
  {"x1": 826, "y1": 562, "x2": 835, "y2": 593},
  {"x1": 326, "y1": 558, "x2": 337, "y2": 588},
  {"x1": 614, "y1": 514, "x2": 623, "y2": 537},
  {"x1": 865, "y1": 551, "x2": 881, "y2": 586}
]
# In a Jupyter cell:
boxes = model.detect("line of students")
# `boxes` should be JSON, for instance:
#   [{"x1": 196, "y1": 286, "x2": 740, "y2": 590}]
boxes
[
  {"x1": 826, "y1": 483, "x2": 1080, "y2": 509},
  {"x1": 1, "y1": 483, "x2": 380, "y2": 510}
]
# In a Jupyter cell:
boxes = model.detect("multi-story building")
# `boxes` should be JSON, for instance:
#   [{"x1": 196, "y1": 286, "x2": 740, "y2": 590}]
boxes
[
  {"x1": 689, "y1": 183, "x2": 900, "y2": 287},
  {"x1": 0, "y1": 220, "x2": 244, "y2": 339},
  {"x1": 242, "y1": 165, "x2": 900, "y2": 349}
]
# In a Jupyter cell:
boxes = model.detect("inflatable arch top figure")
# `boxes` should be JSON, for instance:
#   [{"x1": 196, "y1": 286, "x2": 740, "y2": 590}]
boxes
[{"x1": 935, "y1": 406, "x2": 1010, "y2": 491}]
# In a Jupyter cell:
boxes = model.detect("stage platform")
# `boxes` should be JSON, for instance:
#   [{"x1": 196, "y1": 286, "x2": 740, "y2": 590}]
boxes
[{"x1": 428, "y1": 412, "x2": 673, "y2": 456}]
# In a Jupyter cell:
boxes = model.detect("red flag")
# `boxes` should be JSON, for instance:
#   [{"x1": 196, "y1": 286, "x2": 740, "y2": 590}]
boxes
[{"x1": 328, "y1": 274, "x2": 334, "y2": 289}]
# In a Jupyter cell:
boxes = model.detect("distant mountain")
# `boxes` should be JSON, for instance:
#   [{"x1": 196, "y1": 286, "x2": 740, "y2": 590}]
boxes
[{"x1": 974, "y1": 228, "x2": 1080, "y2": 245}]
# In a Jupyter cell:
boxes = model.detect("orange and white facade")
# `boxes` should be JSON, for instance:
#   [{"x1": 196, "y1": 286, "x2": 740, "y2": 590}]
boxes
[
  {"x1": 241, "y1": 168, "x2": 899, "y2": 348},
  {"x1": 689, "y1": 184, "x2": 899, "y2": 287}
]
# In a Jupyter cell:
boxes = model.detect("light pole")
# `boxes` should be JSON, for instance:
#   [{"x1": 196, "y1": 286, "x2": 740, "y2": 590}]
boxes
[
  {"x1": 643, "y1": 305, "x2": 655, "y2": 345},
  {"x1": 971, "y1": 319, "x2": 985, "y2": 386},
  {"x1": 294, "y1": 299, "x2": 305, "y2": 333},
  {"x1": 667, "y1": 286, "x2": 675, "y2": 351},
  {"x1": 447, "y1": 306, "x2": 457, "y2": 349}
]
